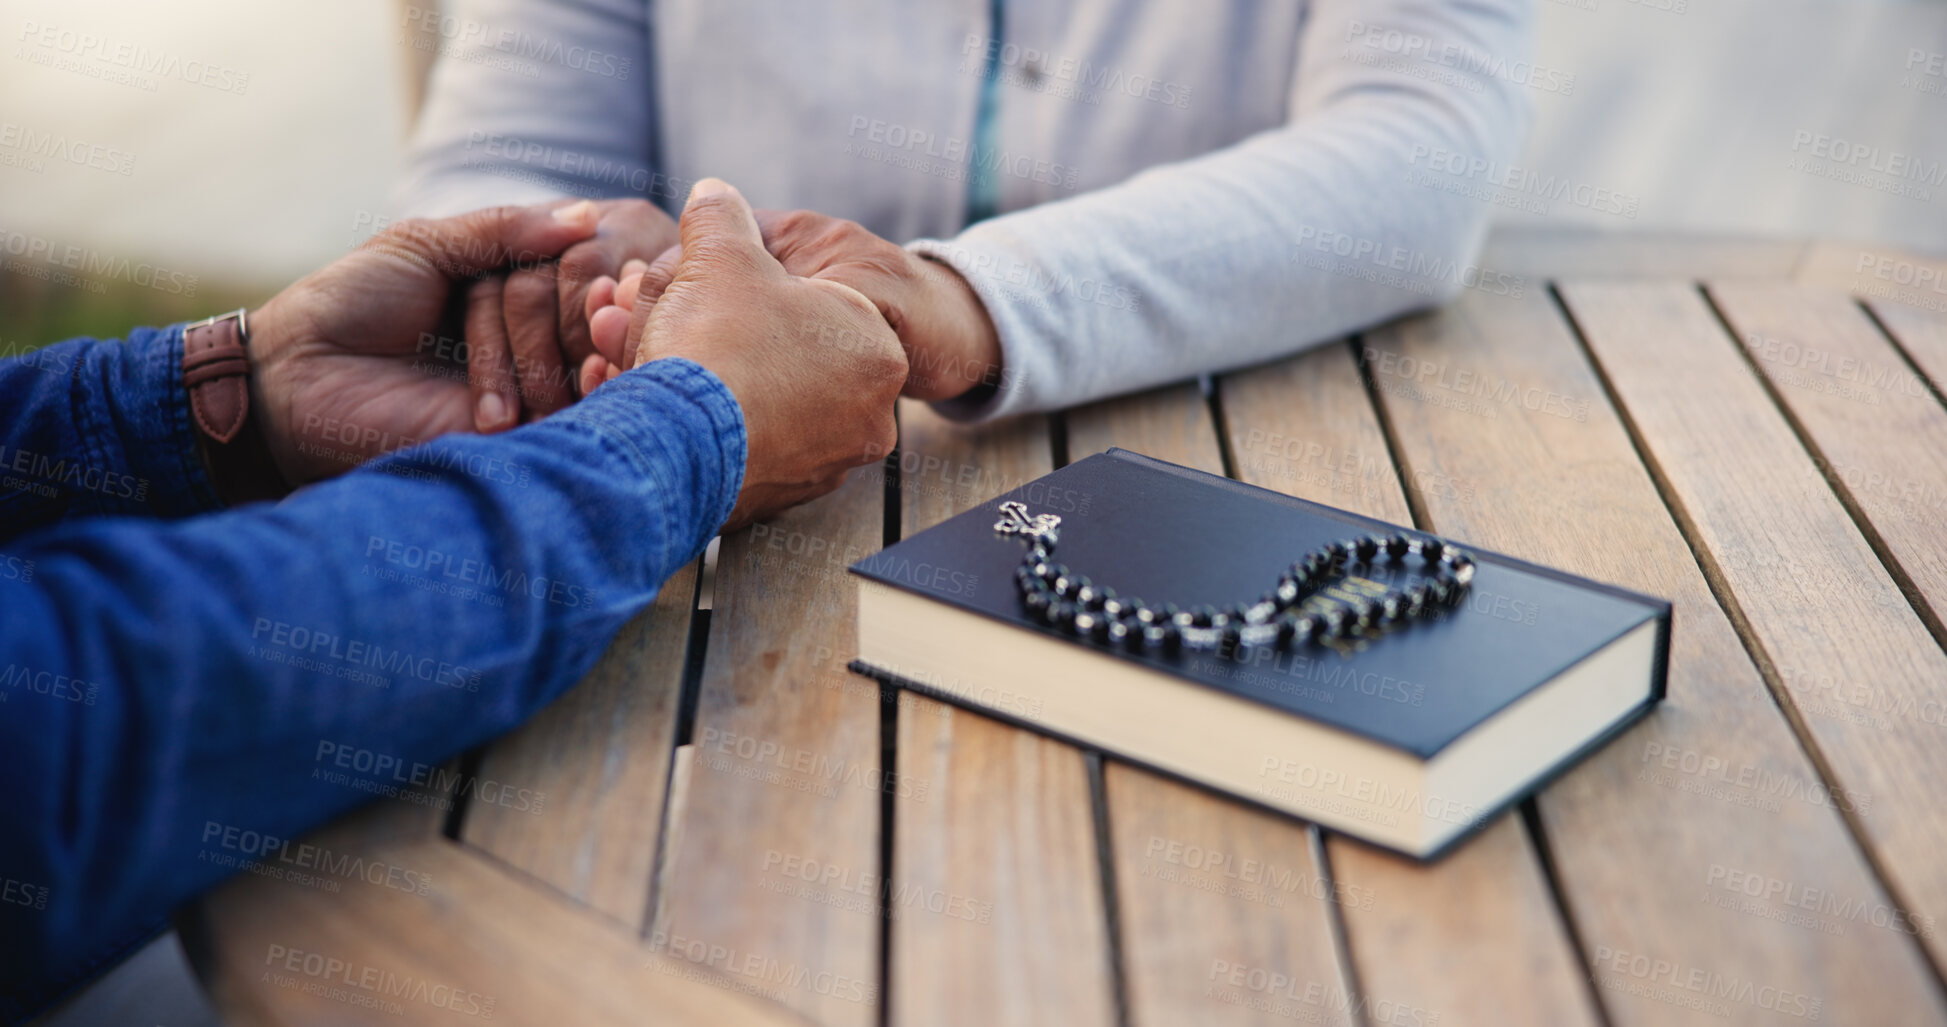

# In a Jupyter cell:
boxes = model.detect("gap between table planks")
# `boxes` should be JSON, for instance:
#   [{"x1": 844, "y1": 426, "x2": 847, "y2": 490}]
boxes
[
  {"x1": 650, "y1": 467, "x2": 888, "y2": 1027},
  {"x1": 887, "y1": 401, "x2": 1119, "y2": 1027},
  {"x1": 1560, "y1": 280, "x2": 1947, "y2": 984},
  {"x1": 1382, "y1": 282, "x2": 1943, "y2": 1025},
  {"x1": 1218, "y1": 345, "x2": 1605, "y2": 1027},
  {"x1": 1064, "y1": 382, "x2": 1362, "y2": 1027},
  {"x1": 1066, "y1": 366, "x2": 1599, "y2": 1027},
  {"x1": 459, "y1": 563, "x2": 700, "y2": 926}
]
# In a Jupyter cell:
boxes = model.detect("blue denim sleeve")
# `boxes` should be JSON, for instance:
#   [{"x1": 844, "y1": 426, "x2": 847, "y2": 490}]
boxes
[
  {"x1": 0, "y1": 327, "x2": 223, "y2": 539},
  {"x1": 0, "y1": 352, "x2": 745, "y2": 1020}
]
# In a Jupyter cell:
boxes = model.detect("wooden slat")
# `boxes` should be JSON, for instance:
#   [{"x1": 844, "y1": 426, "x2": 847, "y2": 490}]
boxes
[
  {"x1": 1067, "y1": 382, "x2": 1353, "y2": 1027},
  {"x1": 1709, "y1": 282, "x2": 1947, "y2": 634},
  {"x1": 653, "y1": 468, "x2": 886, "y2": 1027},
  {"x1": 888, "y1": 402, "x2": 1117, "y2": 1026},
  {"x1": 184, "y1": 808, "x2": 813, "y2": 1027},
  {"x1": 1356, "y1": 283, "x2": 1946, "y2": 1026},
  {"x1": 1794, "y1": 240, "x2": 1947, "y2": 322},
  {"x1": 461, "y1": 563, "x2": 699, "y2": 926},
  {"x1": 1564, "y1": 280, "x2": 1947, "y2": 979},
  {"x1": 1217, "y1": 342, "x2": 1600, "y2": 1027},
  {"x1": 1482, "y1": 229, "x2": 1807, "y2": 281},
  {"x1": 1067, "y1": 382, "x2": 1226, "y2": 476},
  {"x1": 1869, "y1": 300, "x2": 1947, "y2": 397}
]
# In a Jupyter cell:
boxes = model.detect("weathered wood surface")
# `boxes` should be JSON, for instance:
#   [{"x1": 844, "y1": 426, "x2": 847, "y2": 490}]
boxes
[
  {"x1": 888, "y1": 402, "x2": 1117, "y2": 1027},
  {"x1": 1218, "y1": 341, "x2": 1602, "y2": 1027},
  {"x1": 1371, "y1": 284, "x2": 1947, "y2": 1024},
  {"x1": 184, "y1": 803, "x2": 815, "y2": 1027},
  {"x1": 1563, "y1": 281, "x2": 1947, "y2": 987},
  {"x1": 461, "y1": 564, "x2": 699, "y2": 925},
  {"x1": 650, "y1": 466, "x2": 888, "y2": 1027},
  {"x1": 1068, "y1": 383, "x2": 1356, "y2": 1027},
  {"x1": 1708, "y1": 282, "x2": 1947, "y2": 637},
  {"x1": 184, "y1": 234, "x2": 1947, "y2": 1027}
]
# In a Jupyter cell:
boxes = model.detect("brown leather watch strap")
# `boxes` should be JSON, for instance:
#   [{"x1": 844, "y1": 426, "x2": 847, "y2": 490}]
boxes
[
  {"x1": 183, "y1": 309, "x2": 286, "y2": 505},
  {"x1": 184, "y1": 310, "x2": 251, "y2": 444}
]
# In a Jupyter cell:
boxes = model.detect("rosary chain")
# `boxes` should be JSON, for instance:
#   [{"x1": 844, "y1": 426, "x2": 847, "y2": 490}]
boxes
[{"x1": 994, "y1": 501, "x2": 1475, "y2": 656}]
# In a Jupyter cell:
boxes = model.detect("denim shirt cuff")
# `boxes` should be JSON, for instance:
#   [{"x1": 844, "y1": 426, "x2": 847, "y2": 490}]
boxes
[
  {"x1": 550, "y1": 357, "x2": 747, "y2": 558},
  {"x1": 93, "y1": 324, "x2": 224, "y2": 519}
]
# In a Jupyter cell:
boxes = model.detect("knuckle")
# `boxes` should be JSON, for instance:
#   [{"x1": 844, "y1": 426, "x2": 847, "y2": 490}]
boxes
[
  {"x1": 772, "y1": 208, "x2": 824, "y2": 238},
  {"x1": 505, "y1": 269, "x2": 555, "y2": 306}
]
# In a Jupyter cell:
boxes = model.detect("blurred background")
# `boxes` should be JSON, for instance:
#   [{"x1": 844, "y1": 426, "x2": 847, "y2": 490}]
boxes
[{"x1": 0, "y1": 0, "x2": 1942, "y2": 344}]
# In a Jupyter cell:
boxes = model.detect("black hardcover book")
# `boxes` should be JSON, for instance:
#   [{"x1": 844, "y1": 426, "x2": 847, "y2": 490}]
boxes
[{"x1": 849, "y1": 449, "x2": 1670, "y2": 859}]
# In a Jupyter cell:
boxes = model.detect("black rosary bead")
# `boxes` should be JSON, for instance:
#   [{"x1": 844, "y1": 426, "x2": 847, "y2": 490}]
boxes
[
  {"x1": 1275, "y1": 577, "x2": 1302, "y2": 606},
  {"x1": 1239, "y1": 622, "x2": 1279, "y2": 647},
  {"x1": 1003, "y1": 507, "x2": 1472, "y2": 660}
]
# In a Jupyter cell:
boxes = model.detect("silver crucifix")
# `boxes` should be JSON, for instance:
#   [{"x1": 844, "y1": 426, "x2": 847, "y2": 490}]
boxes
[{"x1": 993, "y1": 500, "x2": 1061, "y2": 542}]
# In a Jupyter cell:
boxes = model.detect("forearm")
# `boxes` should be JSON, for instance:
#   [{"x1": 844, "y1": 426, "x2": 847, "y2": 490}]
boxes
[
  {"x1": 913, "y1": 0, "x2": 1534, "y2": 420},
  {"x1": 393, "y1": 0, "x2": 658, "y2": 216},
  {"x1": 0, "y1": 328, "x2": 220, "y2": 540},
  {"x1": 0, "y1": 358, "x2": 742, "y2": 1016}
]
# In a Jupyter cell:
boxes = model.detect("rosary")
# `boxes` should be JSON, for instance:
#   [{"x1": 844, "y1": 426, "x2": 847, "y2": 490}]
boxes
[{"x1": 994, "y1": 500, "x2": 1475, "y2": 655}]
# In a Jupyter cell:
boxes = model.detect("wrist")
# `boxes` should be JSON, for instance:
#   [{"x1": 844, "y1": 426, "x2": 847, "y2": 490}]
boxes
[{"x1": 914, "y1": 255, "x2": 1004, "y2": 402}]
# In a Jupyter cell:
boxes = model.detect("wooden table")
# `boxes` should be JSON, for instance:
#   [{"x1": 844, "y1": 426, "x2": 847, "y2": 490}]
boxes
[{"x1": 181, "y1": 230, "x2": 1947, "y2": 1026}]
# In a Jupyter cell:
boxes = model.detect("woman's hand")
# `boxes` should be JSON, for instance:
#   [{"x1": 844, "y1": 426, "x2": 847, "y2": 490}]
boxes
[{"x1": 579, "y1": 209, "x2": 1003, "y2": 403}]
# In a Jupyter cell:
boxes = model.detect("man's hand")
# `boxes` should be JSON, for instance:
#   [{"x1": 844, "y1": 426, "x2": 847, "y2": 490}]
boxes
[
  {"x1": 246, "y1": 201, "x2": 601, "y2": 487},
  {"x1": 583, "y1": 209, "x2": 1003, "y2": 403},
  {"x1": 634, "y1": 179, "x2": 907, "y2": 527}
]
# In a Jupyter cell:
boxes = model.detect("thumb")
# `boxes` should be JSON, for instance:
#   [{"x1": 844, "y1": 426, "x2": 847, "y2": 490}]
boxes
[
  {"x1": 374, "y1": 200, "x2": 600, "y2": 280},
  {"x1": 675, "y1": 179, "x2": 774, "y2": 277}
]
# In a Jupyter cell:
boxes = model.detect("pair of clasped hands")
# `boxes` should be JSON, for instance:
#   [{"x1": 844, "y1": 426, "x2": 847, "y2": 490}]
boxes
[{"x1": 248, "y1": 180, "x2": 1001, "y2": 527}]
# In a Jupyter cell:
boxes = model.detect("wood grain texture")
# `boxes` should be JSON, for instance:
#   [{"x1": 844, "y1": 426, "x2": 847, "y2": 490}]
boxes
[
  {"x1": 1068, "y1": 380, "x2": 1352, "y2": 1027},
  {"x1": 1564, "y1": 281, "x2": 1947, "y2": 980},
  {"x1": 1371, "y1": 286, "x2": 1944, "y2": 1025},
  {"x1": 184, "y1": 808, "x2": 814, "y2": 1027},
  {"x1": 461, "y1": 563, "x2": 699, "y2": 927},
  {"x1": 888, "y1": 402, "x2": 1117, "y2": 1026},
  {"x1": 1482, "y1": 229, "x2": 1807, "y2": 281},
  {"x1": 1709, "y1": 282, "x2": 1947, "y2": 637},
  {"x1": 1793, "y1": 240, "x2": 1947, "y2": 318},
  {"x1": 1217, "y1": 342, "x2": 1601, "y2": 1027},
  {"x1": 1356, "y1": 282, "x2": 1947, "y2": 1025},
  {"x1": 1868, "y1": 300, "x2": 1947, "y2": 397},
  {"x1": 893, "y1": 696, "x2": 1115, "y2": 1026},
  {"x1": 1065, "y1": 382, "x2": 1226, "y2": 476},
  {"x1": 653, "y1": 466, "x2": 887, "y2": 1027}
]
